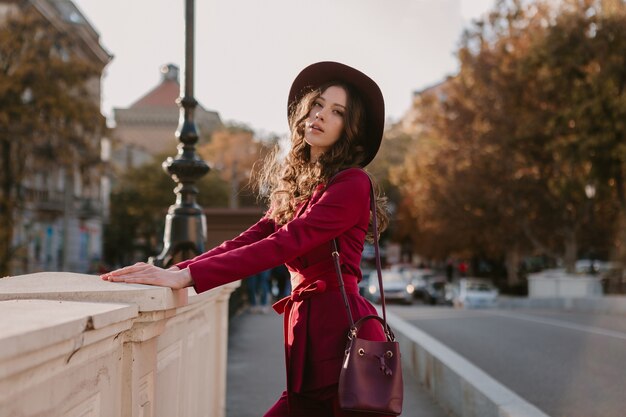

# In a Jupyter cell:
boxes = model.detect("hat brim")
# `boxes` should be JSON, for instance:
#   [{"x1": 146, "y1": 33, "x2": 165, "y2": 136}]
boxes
[{"x1": 288, "y1": 61, "x2": 384, "y2": 167}]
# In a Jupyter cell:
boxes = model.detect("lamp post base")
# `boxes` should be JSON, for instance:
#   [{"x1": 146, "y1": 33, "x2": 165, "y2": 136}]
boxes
[{"x1": 150, "y1": 208, "x2": 207, "y2": 267}]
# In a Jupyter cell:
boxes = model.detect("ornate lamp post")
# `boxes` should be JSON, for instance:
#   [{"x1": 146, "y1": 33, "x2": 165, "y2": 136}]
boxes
[{"x1": 151, "y1": 0, "x2": 209, "y2": 267}]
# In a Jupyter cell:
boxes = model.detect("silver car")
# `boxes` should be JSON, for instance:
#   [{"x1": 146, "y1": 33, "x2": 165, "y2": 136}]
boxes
[
  {"x1": 366, "y1": 270, "x2": 415, "y2": 305},
  {"x1": 452, "y1": 279, "x2": 499, "y2": 308}
]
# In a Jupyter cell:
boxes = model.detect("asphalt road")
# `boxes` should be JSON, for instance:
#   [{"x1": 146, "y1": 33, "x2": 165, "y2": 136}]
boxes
[
  {"x1": 389, "y1": 304, "x2": 626, "y2": 417},
  {"x1": 226, "y1": 310, "x2": 449, "y2": 417}
]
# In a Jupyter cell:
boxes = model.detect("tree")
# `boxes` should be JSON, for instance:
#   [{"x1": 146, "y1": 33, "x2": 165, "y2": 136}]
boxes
[
  {"x1": 393, "y1": 1, "x2": 550, "y2": 285},
  {"x1": 367, "y1": 126, "x2": 414, "y2": 251},
  {"x1": 0, "y1": 8, "x2": 105, "y2": 276},
  {"x1": 104, "y1": 154, "x2": 230, "y2": 267},
  {"x1": 393, "y1": 0, "x2": 626, "y2": 286},
  {"x1": 514, "y1": 0, "x2": 625, "y2": 271},
  {"x1": 197, "y1": 123, "x2": 273, "y2": 208}
]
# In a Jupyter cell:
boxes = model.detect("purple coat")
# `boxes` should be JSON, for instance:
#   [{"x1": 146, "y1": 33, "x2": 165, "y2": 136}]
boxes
[{"x1": 176, "y1": 168, "x2": 385, "y2": 393}]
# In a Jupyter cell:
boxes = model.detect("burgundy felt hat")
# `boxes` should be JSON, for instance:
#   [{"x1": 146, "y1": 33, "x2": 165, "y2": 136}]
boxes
[{"x1": 288, "y1": 61, "x2": 385, "y2": 167}]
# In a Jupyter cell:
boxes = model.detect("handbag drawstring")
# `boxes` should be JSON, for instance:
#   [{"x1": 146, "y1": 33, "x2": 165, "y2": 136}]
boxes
[
  {"x1": 377, "y1": 354, "x2": 393, "y2": 376},
  {"x1": 355, "y1": 345, "x2": 394, "y2": 376}
]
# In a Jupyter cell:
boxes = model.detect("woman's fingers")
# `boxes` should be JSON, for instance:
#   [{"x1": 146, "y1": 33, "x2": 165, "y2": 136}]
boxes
[
  {"x1": 110, "y1": 262, "x2": 152, "y2": 276},
  {"x1": 121, "y1": 275, "x2": 164, "y2": 286},
  {"x1": 104, "y1": 270, "x2": 155, "y2": 282},
  {"x1": 101, "y1": 262, "x2": 154, "y2": 280},
  {"x1": 100, "y1": 266, "x2": 190, "y2": 290}
]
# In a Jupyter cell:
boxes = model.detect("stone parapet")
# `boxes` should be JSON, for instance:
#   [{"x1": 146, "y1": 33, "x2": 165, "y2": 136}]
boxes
[
  {"x1": 0, "y1": 272, "x2": 239, "y2": 417},
  {"x1": 527, "y1": 269, "x2": 603, "y2": 298},
  {"x1": 0, "y1": 272, "x2": 188, "y2": 311}
]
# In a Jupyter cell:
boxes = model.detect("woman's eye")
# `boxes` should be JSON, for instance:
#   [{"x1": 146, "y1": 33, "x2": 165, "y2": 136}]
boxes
[{"x1": 333, "y1": 109, "x2": 344, "y2": 116}]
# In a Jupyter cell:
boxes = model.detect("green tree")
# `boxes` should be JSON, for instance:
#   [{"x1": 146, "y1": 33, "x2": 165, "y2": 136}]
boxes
[
  {"x1": 0, "y1": 9, "x2": 105, "y2": 276},
  {"x1": 104, "y1": 154, "x2": 230, "y2": 267}
]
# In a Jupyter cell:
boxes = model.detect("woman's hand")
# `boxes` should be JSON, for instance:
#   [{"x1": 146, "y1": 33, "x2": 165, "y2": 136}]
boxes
[{"x1": 100, "y1": 262, "x2": 193, "y2": 289}]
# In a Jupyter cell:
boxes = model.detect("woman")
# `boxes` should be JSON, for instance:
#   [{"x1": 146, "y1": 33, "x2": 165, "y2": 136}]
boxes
[{"x1": 101, "y1": 61, "x2": 390, "y2": 417}]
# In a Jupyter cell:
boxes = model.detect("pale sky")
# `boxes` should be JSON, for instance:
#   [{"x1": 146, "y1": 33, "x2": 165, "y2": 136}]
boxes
[{"x1": 73, "y1": 0, "x2": 495, "y2": 136}]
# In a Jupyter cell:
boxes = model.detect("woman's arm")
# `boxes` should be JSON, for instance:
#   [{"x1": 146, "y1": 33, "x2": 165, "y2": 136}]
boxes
[
  {"x1": 174, "y1": 214, "x2": 275, "y2": 270},
  {"x1": 102, "y1": 213, "x2": 275, "y2": 287},
  {"x1": 102, "y1": 169, "x2": 370, "y2": 292},
  {"x1": 188, "y1": 169, "x2": 370, "y2": 293}
]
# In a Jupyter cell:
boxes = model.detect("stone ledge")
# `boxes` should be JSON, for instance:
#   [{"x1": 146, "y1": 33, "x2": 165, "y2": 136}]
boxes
[
  {"x1": 187, "y1": 281, "x2": 240, "y2": 305},
  {"x1": 0, "y1": 299, "x2": 137, "y2": 364},
  {"x1": 0, "y1": 272, "x2": 188, "y2": 311}
]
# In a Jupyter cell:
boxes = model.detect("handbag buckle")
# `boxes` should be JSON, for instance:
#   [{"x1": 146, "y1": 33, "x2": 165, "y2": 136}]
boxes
[
  {"x1": 385, "y1": 329, "x2": 395, "y2": 341},
  {"x1": 348, "y1": 328, "x2": 357, "y2": 340}
]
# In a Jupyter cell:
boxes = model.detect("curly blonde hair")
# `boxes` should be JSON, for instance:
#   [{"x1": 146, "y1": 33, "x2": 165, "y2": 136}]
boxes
[{"x1": 257, "y1": 82, "x2": 388, "y2": 238}]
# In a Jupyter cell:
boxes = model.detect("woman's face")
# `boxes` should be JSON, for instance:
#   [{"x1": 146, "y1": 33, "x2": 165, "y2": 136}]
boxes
[{"x1": 304, "y1": 85, "x2": 347, "y2": 162}]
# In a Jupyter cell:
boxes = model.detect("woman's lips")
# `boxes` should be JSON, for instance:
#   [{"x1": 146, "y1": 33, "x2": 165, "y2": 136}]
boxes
[{"x1": 309, "y1": 122, "x2": 324, "y2": 132}]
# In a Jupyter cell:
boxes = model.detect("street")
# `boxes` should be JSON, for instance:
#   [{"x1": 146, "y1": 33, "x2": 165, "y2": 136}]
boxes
[
  {"x1": 390, "y1": 304, "x2": 626, "y2": 417},
  {"x1": 226, "y1": 310, "x2": 449, "y2": 417}
]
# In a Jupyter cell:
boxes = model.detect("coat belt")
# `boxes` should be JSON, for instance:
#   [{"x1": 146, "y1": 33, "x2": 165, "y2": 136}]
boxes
[
  {"x1": 272, "y1": 257, "x2": 360, "y2": 315},
  {"x1": 272, "y1": 279, "x2": 328, "y2": 314},
  {"x1": 271, "y1": 261, "x2": 359, "y2": 394}
]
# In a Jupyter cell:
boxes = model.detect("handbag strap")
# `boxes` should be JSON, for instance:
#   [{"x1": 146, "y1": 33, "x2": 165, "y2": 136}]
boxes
[
  {"x1": 332, "y1": 239, "x2": 355, "y2": 328},
  {"x1": 331, "y1": 171, "x2": 390, "y2": 336}
]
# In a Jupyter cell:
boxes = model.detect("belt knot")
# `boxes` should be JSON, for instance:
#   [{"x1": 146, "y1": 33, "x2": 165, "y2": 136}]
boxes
[{"x1": 272, "y1": 279, "x2": 327, "y2": 314}]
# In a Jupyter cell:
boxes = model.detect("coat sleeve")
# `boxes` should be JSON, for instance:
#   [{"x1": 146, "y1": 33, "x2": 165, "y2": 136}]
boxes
[
  {"x1": 174, "y1": 215, "x2": 275, "y2": 270},
  {"x1": 187, "y1": 168, "x2": 370, "y2": 294}
]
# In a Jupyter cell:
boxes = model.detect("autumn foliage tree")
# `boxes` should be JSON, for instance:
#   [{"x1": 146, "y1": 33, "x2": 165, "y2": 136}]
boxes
[
  {"x1": 393, "y1": 0, "x2": 626, "y2": 286},
  {"x1": 0, "y1": 8, "x2": 105, "y2": 276},
  {"x1": 197, "y1": 123, "x2": 273, "y2": 208}
]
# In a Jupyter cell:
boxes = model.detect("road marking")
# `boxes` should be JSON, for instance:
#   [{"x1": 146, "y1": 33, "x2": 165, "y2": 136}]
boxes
[{"x1": 488, "y1": 310, "x2": 626, "y2": 340}]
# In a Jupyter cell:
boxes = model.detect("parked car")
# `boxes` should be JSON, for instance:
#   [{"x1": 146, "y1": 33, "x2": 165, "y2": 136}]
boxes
[
  {"x1": 452, "y1": 279, "x2": 499, "y2": 308},
  {"x1": 575, "y1": 259, "x2": 621, "y2": 276},
  {"x1": 407, "y1": 269, "x2": 436, "y2": 299},
  {"x1": 422, "y1": 278, "x2": 450, "y2": 305},
  {"x1": 366, "y1": 270, "x2": 415, "y2": 305}
]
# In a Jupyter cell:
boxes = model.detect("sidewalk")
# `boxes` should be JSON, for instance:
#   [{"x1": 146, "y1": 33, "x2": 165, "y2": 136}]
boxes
[{"x1": 226, "y1": 310, "x2": 450, "y2": 417}]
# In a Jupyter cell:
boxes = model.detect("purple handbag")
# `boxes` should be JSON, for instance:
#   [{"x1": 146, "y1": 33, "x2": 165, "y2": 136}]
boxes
[{"x1": 332, "y1": 177, "x2": 403, "y2": 415}]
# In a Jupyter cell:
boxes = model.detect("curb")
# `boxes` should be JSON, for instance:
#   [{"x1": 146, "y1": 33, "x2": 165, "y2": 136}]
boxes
[
  {"x1": 497, "y1": 295, "x2": 626, "y2": 316},
  {"x1": 382, "y1": 309, "x2": 550, "y2": 417}
]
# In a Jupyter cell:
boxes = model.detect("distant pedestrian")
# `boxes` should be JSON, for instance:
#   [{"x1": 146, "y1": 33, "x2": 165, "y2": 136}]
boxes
[
  {"x1": 446, "y1": 260, "x2": 454, "y2": 282},
  {"x1": 246, "y1": 269, "x2": 271, "y2": 313},
  {"x1": 458, "y1": 260, "x2": 468, "y2": 277},
  {"x1": 102, "y1": 61, "x2": 390, "y2": 416},
  {"x1": 271, "y1": 264, "x2": 291, "y2": 299}
]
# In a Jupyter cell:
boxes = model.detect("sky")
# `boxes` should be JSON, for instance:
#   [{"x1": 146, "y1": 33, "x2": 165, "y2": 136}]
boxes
[{"x1": 73, "y1": 0, "x2": 496, "y2": 136}]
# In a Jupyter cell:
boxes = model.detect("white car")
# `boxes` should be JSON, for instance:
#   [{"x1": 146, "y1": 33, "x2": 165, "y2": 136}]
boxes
[
  {"x1": 453, "y1": 279, "x2": 498, "y2": 308},
  {"x1": 367, "y1": 270, "x2": 415, "y2": 305}
]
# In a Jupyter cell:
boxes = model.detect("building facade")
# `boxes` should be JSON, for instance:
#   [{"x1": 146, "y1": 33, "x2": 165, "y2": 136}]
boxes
[
  {"x1": 112, "y1": 63, "x2": 222, "y2": 172},
  {"x1": 1, "y1": 0, "x2": 112, "y2": 274}
]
